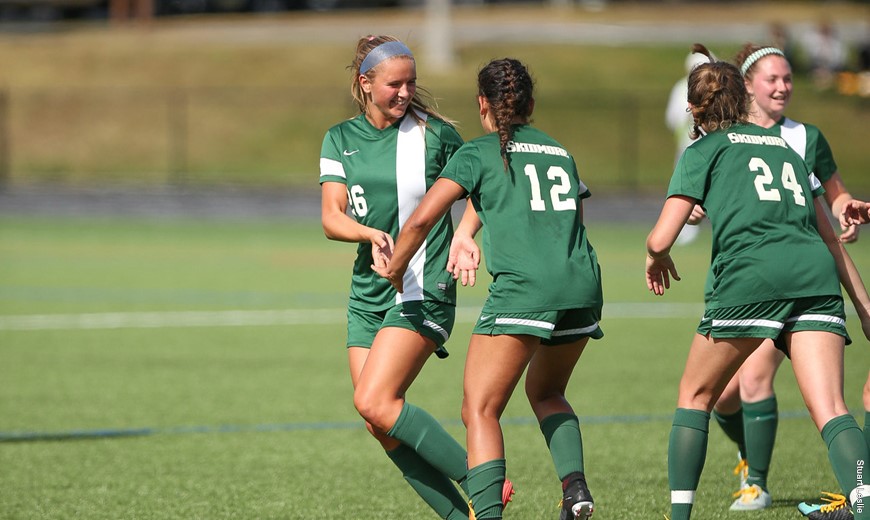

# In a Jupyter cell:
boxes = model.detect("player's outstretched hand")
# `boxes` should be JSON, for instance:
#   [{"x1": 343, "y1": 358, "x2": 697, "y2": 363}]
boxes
[
  {"x1": 447, "y1": 234, "x2": 480, "y2": 287},
  {"x1": 646, "y1": 253, "x2": 680, "y2": 296},
  {"x1": 840, "y1": 200, "x2": 870, "y2": 228}
]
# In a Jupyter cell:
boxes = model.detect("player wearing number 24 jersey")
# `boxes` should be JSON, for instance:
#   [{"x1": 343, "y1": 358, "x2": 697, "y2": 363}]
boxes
[{"x1": 669, "y1": 121, "x2": 841, "y2": 309}]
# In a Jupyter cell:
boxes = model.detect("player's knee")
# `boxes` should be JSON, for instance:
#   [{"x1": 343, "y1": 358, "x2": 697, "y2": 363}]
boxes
[{"x1": 352, "y1": 387, "x2": 384, "y2": 427}]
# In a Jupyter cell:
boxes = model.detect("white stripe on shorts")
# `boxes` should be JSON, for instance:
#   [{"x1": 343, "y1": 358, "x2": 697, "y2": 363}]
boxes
[
  {"x1": 423, "y1": 319, "x2": 449, "y2": 341},
  {"x1": 551, "y1": 322, "x2": 600, "y2": 337},
  {"x1": 494, "y1": 317, "x2": 555, "y2": 331},
  {"x1": 785, "y1": 314, "x2": 846, "y2": 326},
  {"x1": 671, "y1": 490, "x2": 695, "y2": 504},
  {"x1": 712, "y1": 318, "x2": 783, "y2": 330}
]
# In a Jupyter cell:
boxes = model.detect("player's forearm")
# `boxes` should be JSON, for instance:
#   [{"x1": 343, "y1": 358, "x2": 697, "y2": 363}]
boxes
[
  {"x1": 455, "y1": 200, "x2": 482, "y2": 239},
  {"x1": 817, "y1": 200, "x2": 870, "y2": 319},
  {"x1": 322, "y1": 211, "x2": 380, "y2": 244}
]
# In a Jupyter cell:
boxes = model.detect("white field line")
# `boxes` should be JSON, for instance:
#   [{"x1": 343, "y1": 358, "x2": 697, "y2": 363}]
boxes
[{"x1": 0, "y1": 303, "x2": 707, "y2": 331}]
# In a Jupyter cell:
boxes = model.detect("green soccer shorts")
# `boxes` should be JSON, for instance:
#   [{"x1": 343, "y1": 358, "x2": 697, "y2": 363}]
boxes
[
  {"x1": 472, "y1": 306, "x2": 604, "y2": 345},
  {"x1": 345, "y1": 300, "x2": 455, "y2": 358},
  {"x1": 697, "y1": 295, "x2": 850, "y2": 352}
]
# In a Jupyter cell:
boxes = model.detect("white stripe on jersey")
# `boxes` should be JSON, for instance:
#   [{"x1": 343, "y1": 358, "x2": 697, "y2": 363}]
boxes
[
  {"x1": 780, "y1": 118, "x2": 807, "y2": 160},
  {"x1": 319, "y1": 157, "x2": 345, "y2": 179},
  {"x1": 780, "y1": 118, "x2": 822, "y2": 189},
  {"x1": 395, "y1": 111, "x2": 428, "y2": 303},
  {"x1": 785, "y1": 313, "x2": 846, "y2": 326}
]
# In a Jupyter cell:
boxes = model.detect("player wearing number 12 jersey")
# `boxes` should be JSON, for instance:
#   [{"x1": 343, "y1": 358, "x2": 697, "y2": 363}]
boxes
[
  {"x1": 439, "y1": 124, "x2": 602, "y2": 315},
  {"x1": 374, "y1": 58, "x2": 602, "y2": 520}
]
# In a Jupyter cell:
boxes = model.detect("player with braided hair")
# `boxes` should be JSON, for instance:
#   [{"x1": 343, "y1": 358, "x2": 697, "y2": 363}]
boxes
[
  {"x1": 646, "y1": 44, "x2": 870, "y2": 520},
  {"x1": 374, "y1": 57, "x2": 603, "y2": 520}
]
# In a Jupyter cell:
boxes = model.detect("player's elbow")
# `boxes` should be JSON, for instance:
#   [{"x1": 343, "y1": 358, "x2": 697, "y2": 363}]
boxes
[
  {"x1": 646, "y1": 233, "x2": 672, "y2": 258},
  {"x1": 404, "y1": 214, "x2": 433, "y2": 235},
  {"x1": 321, "y1": 217, "x2": 341, "y2": 241}
]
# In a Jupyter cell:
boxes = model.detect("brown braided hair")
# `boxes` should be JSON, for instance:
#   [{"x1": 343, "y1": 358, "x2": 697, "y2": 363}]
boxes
[
  {"x1": 686, "y1": 43, "x2": 750, "y2": 139},
  {"x1": 477, "y1": 58, "x2": 534, "y2": 171}
]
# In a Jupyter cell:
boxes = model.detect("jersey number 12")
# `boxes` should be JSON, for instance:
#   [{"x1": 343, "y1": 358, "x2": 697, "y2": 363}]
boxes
[{"x1": 524, "y1": 164, "x2": 577, "y2": 212}]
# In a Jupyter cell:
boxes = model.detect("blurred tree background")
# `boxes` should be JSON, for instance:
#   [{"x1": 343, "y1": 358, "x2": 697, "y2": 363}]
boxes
[{"x1": 0, "y1": 1, "x2": 867, "y2": 195}]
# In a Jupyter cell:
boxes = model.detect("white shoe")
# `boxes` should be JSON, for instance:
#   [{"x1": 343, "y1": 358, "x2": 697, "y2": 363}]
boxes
[{"x1": 730, "y1": 484, "x2": 772, "y2": 511}]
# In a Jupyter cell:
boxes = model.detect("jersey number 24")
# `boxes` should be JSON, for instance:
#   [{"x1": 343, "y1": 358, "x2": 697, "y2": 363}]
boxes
[{"x1": 748, "y1": 157, "x2": 806, "y2": 207}]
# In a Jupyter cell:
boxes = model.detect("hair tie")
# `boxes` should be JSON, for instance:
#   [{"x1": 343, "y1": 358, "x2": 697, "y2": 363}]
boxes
[
  {"x1": 360, "y1": 41, "x2": 413, "y2": 75},
  {"x1": 740, "y1": 47, "x2": 785, "y2": 76}
]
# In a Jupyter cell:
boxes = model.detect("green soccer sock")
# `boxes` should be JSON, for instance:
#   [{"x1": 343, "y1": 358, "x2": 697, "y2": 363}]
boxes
[
  {"x1": 669, "y1": 408, "x2": 710, "y2": 520},
  {"x1": 712, "y1": 406, "x2": 746, "y2": 460},
  {"x1": 743, "y1": 397, "x2": 777, "y2": 491},
  {"x1": 540, "y1": 412, "x2": 584, "y2": 480},
  {"x1": 821, "y1": 414, "x2": 870, "y2": 512},
  {"x1": 466, "y1": 459, "x2": 506, "y2": 520},
  {"x1": 387, "y1": 402, "x2": 468, "y2": 486},
  {"x1": 386, "y1": 444, "x2": 469, "y2": 520}
]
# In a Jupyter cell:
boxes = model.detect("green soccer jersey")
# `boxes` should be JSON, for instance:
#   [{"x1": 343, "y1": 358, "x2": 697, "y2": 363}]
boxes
[
  {"x1": 439, "y1": 124, "x2": 602, "y2": 313},
  {"x1": 319, "y1": 110, "x2": 463, "y2": 311},
  {"x1": 669, "y1": 123, "x2": 841, "y2": 309},
  {"x1": 776, "y1": 117, "x2": 838, "y2": 183}
]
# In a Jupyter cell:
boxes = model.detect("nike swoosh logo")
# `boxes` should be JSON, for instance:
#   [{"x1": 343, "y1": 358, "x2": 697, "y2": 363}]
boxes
[
  {"x1": 400, "y1": 312, "x2": 417, "y2": 318},
  {"x1": 343, "y1": 150, "x2": 360, "y2": 156},
  {"x1": 480, "y1": 315, "x2": 491, "y2": 321}
]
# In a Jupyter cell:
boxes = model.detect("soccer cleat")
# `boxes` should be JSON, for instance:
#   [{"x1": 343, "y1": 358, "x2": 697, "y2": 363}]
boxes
[
  {"x1": 798, "y1": 492, "x2": 854, "y2": 519},
  {"x1": 468, "y1": 478, "x2": 516, "y2": 520},
  {"x1": 559, "y1": 474, "x2": 594, "y2": 520},
  {"x1": 729, "y1": 484, "x2": 771, "y2": 511}
]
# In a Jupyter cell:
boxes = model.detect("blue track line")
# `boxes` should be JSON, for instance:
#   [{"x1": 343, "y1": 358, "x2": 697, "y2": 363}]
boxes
[{"x1": 0, "y1": 410, "x2": 813, "y2": 443}]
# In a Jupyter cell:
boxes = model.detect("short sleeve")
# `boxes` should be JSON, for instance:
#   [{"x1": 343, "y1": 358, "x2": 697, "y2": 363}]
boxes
[
  {"x1": 808, "y1": 128, "x2": 838, "y2": 183},
  {"x1": 440, "y1": 122, "x2": 465, "y2": 164},
  {"x1": 319, "y1": 128, "x2": 347, "y2": 185},
  {"x1": 666, "y1": 146, "x2": 707, "y2": 202},
  {"x1": 439, "y1": 143, "x2": 478, "y2": 196}
]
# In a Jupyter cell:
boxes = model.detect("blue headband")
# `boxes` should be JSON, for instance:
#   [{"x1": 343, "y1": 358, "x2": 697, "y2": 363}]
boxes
[
  {"x1": 740, "y1": 47, "x2": 785, "y2": 76},
  {"x1": 360, "y1": 41, "x2": 414, "y2": 75}
]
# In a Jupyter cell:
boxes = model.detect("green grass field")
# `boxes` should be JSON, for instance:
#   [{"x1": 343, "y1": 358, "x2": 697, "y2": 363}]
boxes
[{"x1": 1, "y1": 214, "x2": 868, "y2": 519}]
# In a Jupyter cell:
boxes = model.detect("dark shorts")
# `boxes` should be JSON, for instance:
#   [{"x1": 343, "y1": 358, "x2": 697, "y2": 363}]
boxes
[
  {"x1": 346, "y1": 300, "x2": 455, "y2": 358},
  {"x1": 696, "y1": 295, "x2": 850, "y2": 352},
  {"x1": 472, "y1": 306, "x2": 604, "y2": 346}
]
